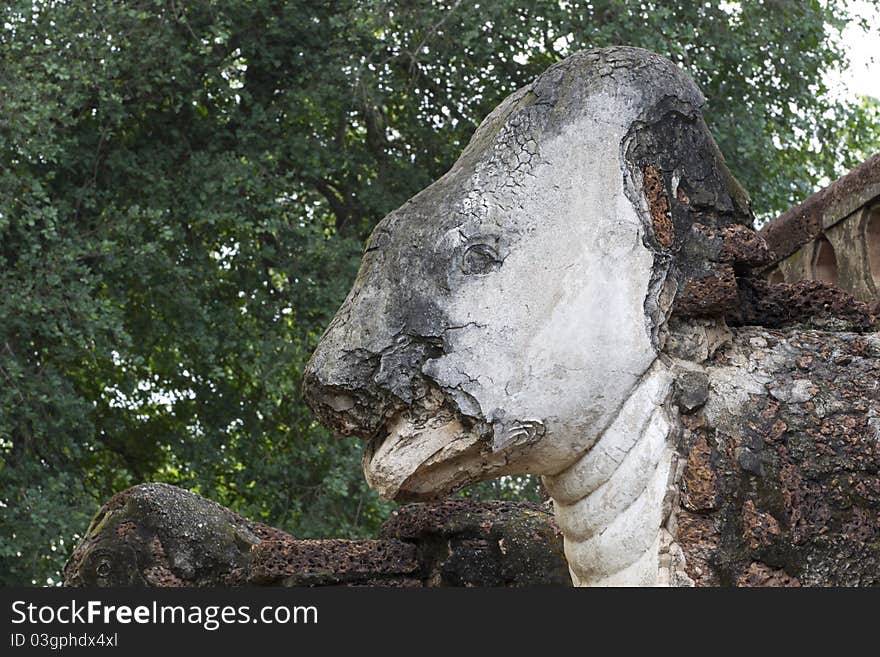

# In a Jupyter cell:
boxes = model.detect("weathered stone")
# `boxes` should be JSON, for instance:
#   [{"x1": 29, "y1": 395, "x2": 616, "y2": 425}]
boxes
[
  {"x1": 674, "y1": 369, "x2": 710, "y2": 413},
  {"x1": 301, "y1": 47, "x2": 880, "y2": 586},
  {"x1": 247, "y1": 538, "x2": 421, "y2": 587},
  {"x1": 303, "y1": 47, "x2": 763, "y2": 584},
  {"x1": 63, "y1": 482, "x2": 287, "y2": 587},
  {"x1": 674, "y1": 265, "x2": 740, "y2": 319},
  {"x1": 63, "y1": 484, "x2": 571, "y2": 587},
  {"x1": 714, "y1": 224, "x2": 774, "y2": 268},
  {"x1": 736, "y1": 562, "x2": 801, "y2": 588},
  {"x1": 761, "y1": 152, "x2": 880, "y2": 263},
  {"x1": 676, "y1": 328, "x2": 880, "y2": 587},
  {"x1": 642, "y1": 164, "x2": 674, "y2": 249},
  {"x1": 732, "y1": 278, "x2": 875, "y2": 331},
  {"x1": 760, "y1": 153, "x2": 880, "y2": 306},
  {"x1": 681, "y1": 434, "x2": 717, "y2": 512},
  {"x1": 674, "y1": 512, "x2": 719, "y2": 587},
  {"x1": 303, "y1": 47, "x2": 746, "y2": 507},
  {"x1": 742, "y1": 500, "x2": 783, "y2": 550},
  {"x1": 380, "y1": 499, "x2": 571, "y2": 586}
]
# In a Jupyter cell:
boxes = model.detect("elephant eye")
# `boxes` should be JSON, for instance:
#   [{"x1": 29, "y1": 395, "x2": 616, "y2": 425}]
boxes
[
  {"x1": 96, "y1": 561, "x2": 111, "y2": 577},
  {"x1": 462, "y1": 243, "x2": 501, "y2": 275}
]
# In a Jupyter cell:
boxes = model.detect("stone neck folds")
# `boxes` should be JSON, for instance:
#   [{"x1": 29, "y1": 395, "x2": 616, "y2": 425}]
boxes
[{"x1": 542, "y1": 362, "x2": 682, "y2": 586}]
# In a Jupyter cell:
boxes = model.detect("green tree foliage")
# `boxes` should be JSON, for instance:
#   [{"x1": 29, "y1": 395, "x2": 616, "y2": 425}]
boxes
[{"x1": 1, "y1": 0, "x2": 877, "y2": 585}]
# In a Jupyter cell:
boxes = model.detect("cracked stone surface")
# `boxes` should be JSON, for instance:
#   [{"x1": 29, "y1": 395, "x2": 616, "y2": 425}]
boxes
[
  {"x1": 303, "y1": 46, "x2": 880, "y2": 585},
  {"x1": 304, "y1": 47, "x2": 708, "y2": 502}
]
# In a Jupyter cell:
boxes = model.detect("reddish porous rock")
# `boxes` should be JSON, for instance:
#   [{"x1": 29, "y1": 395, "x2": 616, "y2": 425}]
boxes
[
  {"x1": 674, "y1": 265, "x2": 740, "y2": 318},
  {"x1": 643, "y1": 165, "x2": 674, "y2": 249},
  {"x1": 247, "y1": 538, "x2": 421, "y2": 587},
  {"x1": 736, "y1": 562, "x2": 801, "y2": 587},
  {"x1": 63, "y1": 484, "x2": 571, "y2": 587},
  {"x1": 673, "y1": 328, "x2": 880, "y2": 587},
  {"x1": 732, "y1": 278, "x2": 875, "y2": 331},
  {"x1": 380, "y1": 499, "x2": 571, "y2": 586}
]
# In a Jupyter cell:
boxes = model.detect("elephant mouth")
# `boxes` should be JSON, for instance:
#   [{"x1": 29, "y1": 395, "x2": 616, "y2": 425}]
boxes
[{"x1": 362, "y1": 410, "x2": 510, "y2": 502}]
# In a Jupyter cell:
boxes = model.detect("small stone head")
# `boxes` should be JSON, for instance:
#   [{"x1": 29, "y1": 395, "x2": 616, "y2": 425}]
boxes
[
  {"x1": 63, "y1": 483, "x2": 261, "y2": 587},
  {"x1": 303, "y1": 47, "x2": 762, "y2": 501}
]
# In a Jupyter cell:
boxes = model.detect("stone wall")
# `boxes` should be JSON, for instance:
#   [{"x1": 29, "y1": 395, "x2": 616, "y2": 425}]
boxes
[
  {"x1": 673, "y1": 326, "x2": 880, "y2": 586},
  {"x1": 761, "y1": 153, "x2": 880, "y2": 307},
  {"x1": 63, "y1": 483, "x2": 571, "y2": 587}
]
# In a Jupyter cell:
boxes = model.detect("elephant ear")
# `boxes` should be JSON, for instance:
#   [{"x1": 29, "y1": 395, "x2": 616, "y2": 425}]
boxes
[
  {"x1": 622, "y1": 93, "x2": 872, "y2": 332},
  {"x1": 622, "y1": 94, "x2": 772, "y2": 322}
]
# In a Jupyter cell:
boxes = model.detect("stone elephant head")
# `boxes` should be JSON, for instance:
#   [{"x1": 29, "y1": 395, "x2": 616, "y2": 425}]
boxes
[
  {"x1": 301, "y1": 47, "x2": 880, "y2": 588},
  {"x1": 304, "y1": 48, "x2": 753, "y2": 508},
  {"x1": 302, "y1": 46, "x2": 760, "y2": 503}
]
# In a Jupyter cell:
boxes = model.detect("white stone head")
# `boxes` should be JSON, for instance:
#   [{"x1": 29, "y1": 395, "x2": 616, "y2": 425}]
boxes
[{"x1": 303, "y1": 47, "x2": 757, "y2": 501}]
